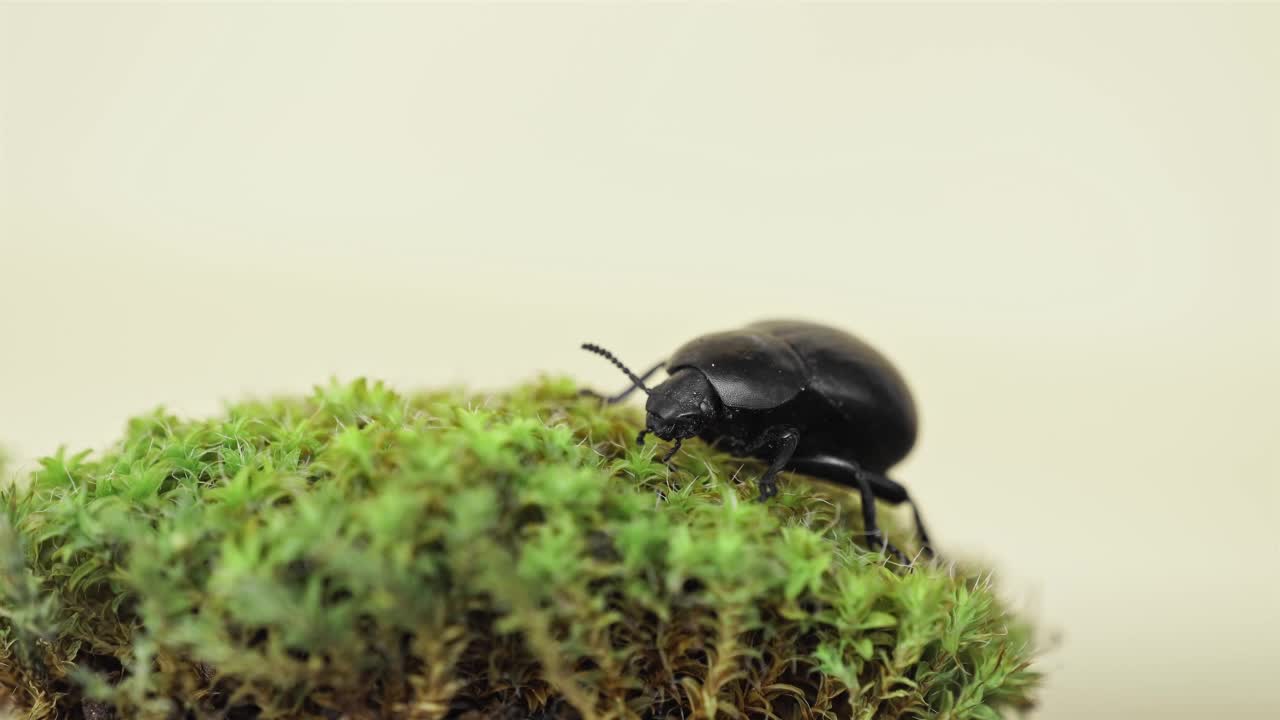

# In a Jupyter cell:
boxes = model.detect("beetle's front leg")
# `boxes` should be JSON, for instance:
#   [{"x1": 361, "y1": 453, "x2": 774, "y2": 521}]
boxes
[{"x1": 748, "y1": 426, "x2": 799, "y2": 502}]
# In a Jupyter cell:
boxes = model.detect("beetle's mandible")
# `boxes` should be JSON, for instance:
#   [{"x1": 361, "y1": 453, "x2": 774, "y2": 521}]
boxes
[{"x1": 581, "y1": 319, "x2": 934, "y2": 563}]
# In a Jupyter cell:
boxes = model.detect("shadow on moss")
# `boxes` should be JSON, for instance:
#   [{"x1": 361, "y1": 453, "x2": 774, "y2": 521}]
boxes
[{"x1": 0, "y1": 377, "x2": 1039, "y2": 719}]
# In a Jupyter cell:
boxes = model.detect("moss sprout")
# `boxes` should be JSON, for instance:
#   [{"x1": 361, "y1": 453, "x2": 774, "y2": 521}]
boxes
[{"x1": 0, "y1": 378, "x2": 1038, "y2": 719}]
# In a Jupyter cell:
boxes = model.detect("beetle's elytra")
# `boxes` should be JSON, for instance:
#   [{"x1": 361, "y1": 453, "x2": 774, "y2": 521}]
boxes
[{"x1": 582, "y1": 319, "x2": 933, "y2": 563}]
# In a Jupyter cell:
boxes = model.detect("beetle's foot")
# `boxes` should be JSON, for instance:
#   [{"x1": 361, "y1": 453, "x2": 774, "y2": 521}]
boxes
[
  {"x1": 578, "y1": 388, "x2": 603, "y2": 400},
  {"x1": 884, "y1": 542, "x2": 911, "y2": 566},
  {"x1": 867, "y1": 530, "x2": 911, "y2": 566},
  {"x1": 756, "y1": 478, "x2": 779, "y2": 502}
]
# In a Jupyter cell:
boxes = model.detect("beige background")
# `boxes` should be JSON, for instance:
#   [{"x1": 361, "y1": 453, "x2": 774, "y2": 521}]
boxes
[{"x1": 2, "y1": 4, "x2": 1277, "y2": 718}]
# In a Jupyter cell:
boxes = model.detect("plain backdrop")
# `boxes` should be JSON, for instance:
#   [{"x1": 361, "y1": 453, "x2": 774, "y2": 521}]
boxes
[{"x1": 2, "y1": 4, "x2": 1277, "y2": 719}]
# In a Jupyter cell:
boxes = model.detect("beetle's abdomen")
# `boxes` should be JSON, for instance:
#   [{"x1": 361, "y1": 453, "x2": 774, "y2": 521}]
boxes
[{"x1": 749, "y1": 320, "x2": 918, "y2": 470}]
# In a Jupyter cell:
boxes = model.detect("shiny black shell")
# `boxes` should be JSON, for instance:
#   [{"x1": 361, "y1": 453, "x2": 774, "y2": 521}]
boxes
[{"x1": 667, "y1": 320, "x2": 918, "y2": 471}]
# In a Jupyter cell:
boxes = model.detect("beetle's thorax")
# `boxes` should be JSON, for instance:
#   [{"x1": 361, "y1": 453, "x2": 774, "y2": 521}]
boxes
[{"x1": 644, "y1": 368, "x2": 721, "y2": 441}]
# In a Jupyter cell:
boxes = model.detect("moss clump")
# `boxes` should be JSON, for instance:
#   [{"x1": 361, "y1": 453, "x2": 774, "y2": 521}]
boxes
[{"x1": 0, "y1": 378, "x2": 1038, "y2": 719}]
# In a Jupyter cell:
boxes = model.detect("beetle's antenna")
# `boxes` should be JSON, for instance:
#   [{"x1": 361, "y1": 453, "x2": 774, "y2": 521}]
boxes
[{"x1": 581, "y1": 343, "x2": 651, "y2": 395}]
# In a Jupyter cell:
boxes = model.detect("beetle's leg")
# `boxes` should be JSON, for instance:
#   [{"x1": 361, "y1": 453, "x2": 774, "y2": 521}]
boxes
[
  {"x1": 578, "y1": 361, "x2": 666, "y2": 404},
  {"x1": 782, "y1": 454, "x2": 924, "y2": 564},
  {"x1": 752, "y1": 427, "x2": 799, "y2": 502},
  {"x1": 910, "y1": 500, "x2": 934, "y2": 559},
  {"x1": 855, "y1": 469, "x2": 935, "y2": 560},
  {"x1": 847, "y1": 468, "x2": 910, "y2": 564},
  {"x1": 660, "y1": 438, "x2": 682, "y2": 464}
]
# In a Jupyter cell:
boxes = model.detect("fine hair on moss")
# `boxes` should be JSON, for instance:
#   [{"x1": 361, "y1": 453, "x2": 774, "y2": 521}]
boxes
[{"x1": 1, "y1": 378, "x2": 1039, "y2": 719}]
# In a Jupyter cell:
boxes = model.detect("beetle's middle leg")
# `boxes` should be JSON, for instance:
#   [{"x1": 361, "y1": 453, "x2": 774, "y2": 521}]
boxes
[
  {"x1": 579, "y1": 361, "x2": 665, "y2": 404},
  {"x1": 735, "y1": 426, "x2": 800, "y2": 502}
]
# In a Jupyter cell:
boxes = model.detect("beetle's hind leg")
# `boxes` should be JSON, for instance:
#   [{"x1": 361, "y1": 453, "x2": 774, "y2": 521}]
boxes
[
  {"x1": 858, "y1": 469, "x2": 935, "y2": 560},
  {"x1": 578, "y1": 361, "x2": 665, "y2": 404},
  {"x1": 786, "y1": 455, "x2": 928, "y2": 564},
  {"x1": 847, "y1": 470, "x2": 911, "y2": 565}
]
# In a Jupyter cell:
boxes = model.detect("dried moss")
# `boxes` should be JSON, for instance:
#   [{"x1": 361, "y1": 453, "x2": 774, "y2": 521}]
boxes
[{"x1": 0, "y1": 377, "x2": 1039, "y2": 719}]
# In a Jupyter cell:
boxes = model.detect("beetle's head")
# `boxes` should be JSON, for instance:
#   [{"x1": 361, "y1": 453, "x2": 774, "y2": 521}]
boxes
[
  {"x1": 644, "y1": 368, "x2": 719, "y2": 441},
  {"x1": 580, "y1": 344, "x2": 721, "y2": 458}
]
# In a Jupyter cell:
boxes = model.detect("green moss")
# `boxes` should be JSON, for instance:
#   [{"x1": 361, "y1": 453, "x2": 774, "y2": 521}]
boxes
[{"x1": 0, "y1": 378, "x2": 1038, "y2": 719}]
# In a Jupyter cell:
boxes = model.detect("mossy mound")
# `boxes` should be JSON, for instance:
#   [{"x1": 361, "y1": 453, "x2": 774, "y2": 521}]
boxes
[{"x1": 0, "y1": 378, "x2": 1038, "y2": 719}]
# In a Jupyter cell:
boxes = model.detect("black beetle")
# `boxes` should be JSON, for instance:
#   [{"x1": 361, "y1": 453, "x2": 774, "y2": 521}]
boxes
[{"x1": 582, "y1": 319, "x2": 933, "y2": 562}]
